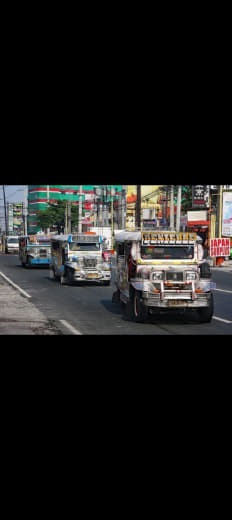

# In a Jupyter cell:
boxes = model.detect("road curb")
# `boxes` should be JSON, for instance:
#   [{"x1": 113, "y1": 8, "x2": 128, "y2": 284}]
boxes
[{"x1": 0, "y1": 271, "x2": 31, "y2": 299}]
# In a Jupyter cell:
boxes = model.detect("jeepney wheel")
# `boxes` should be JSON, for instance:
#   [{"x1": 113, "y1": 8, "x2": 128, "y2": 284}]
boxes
[
  {"x1": 66, "y1": 268, "x2": 73, "y2": 285},
  {"x1": 197, "y1": 294, "x2": 214, "y2": 323},
  {"x1": 132, "y1": 290, "x2": 148, "y2": 323},
  {"x1": 103, "y1": 280, "x2": 111, "y2": 286},
  {"x1": 60, "y1": 274, "x2": 66, "y2": 285},
  {"x1": 26, "y1": 256, "x2": 31, "y2": 268}
]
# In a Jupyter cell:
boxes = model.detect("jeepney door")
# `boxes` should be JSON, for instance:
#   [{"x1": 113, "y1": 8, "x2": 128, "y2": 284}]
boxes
[{"x1": 116, "y1": 241, "x2": 128, "y2": 291}]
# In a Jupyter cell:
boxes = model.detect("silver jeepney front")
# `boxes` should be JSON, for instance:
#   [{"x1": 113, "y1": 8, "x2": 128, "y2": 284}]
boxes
[
  {"x1": 134, "y1": 265, "x2": 213, "y2": 309},
  {"x1": 68, "y1": 253, "x2": 111, "y2": 282}
]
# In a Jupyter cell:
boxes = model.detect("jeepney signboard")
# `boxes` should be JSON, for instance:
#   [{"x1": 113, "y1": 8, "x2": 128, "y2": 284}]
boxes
[
  {"x1": 142, "y1": 232, "x2": 197, "y2": 246},
  {"x1": 210, "y1": 238, "x2": 230, "y2": 257}
]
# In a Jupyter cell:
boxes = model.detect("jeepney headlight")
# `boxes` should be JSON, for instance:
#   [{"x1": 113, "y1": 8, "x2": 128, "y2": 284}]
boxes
[
  {"x1": 186, "y1": 272, "x2": 197, "y2": 281},
  {"x1": 152, "y1": 271, "x2": 164, "y2": 281}
]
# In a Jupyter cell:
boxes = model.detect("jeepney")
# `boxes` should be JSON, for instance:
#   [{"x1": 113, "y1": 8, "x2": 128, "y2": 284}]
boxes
[
  {"x1": 112, "y1": 230, "x2": 215, "y2": 323},
  {"x1": 49, "y1": 233, "x2": 112, "y2": 285},
  {"x1": 19, "y1": 235, "x2": 51, "y2": 267}
]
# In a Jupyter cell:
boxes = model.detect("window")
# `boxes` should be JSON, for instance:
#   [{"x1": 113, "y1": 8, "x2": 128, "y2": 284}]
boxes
[
  {"x1": 69, "y1": 242, "x2": 100, "y2": 251},
  {"x1": 141, "y1": 246, "x2": 194, "y2": 260}
]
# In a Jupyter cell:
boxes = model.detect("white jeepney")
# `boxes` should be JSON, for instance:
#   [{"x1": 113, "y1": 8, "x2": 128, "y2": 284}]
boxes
[
  {"x1": 50, "y1": 233, "x2": 112, "y2": 285},
  {"x1": 113, "y1": 230, "x2": 215, "y2": 323}
]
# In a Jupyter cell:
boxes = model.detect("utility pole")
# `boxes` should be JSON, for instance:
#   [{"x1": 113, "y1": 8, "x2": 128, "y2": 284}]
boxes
[
  {"x1": 47, "y1": 185, "x2": 50, "y2": 234},
  {"x1": 111, "y1": 186, "x2": 114, "y2": 249},
  {"x1": 24, "y1": 185, "x2": 28, "y2": 235},
  {"x1": 67, "y1": 196, "x2": 72, "y2": 234},
  {"x1": 219, "y1": 185, "x2": 223, "y2": 238},
  {"x1": 170, "y1": 185, "x2": 174, "y2": 230},
  {"x1": 78, "y1": 185, "x2": 82, "y2": 233},
  {"x1": 176, "y1": 185, "x2": 182, "y2": 232},
  {"x1": 2, "y1": 185, "x2": 8, "y2": 236},
  {"x1": 136, "y1": 185, "x2": 141, "y2": 229}
]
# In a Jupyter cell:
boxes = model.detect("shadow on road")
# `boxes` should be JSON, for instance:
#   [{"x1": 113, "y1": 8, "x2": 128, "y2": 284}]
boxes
[{"x1": 101, "y1": 298, "x2": 201, "y2": 325}]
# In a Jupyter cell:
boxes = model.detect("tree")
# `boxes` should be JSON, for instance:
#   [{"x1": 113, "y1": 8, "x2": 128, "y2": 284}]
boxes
[{"x1": 37, "y1": 200, "x2": 80, "y2": 234}]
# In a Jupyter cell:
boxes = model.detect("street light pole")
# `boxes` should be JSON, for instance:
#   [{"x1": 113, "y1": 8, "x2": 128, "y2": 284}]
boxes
[
  {"x1": 2, "y1": 185, "x2": 8, "y2": 236},
  {"x1": 176, "y1": 185, "x2": 182, "y2": 232},
  {"x1": 24, "y1": 185, "x2": 28, "y2": 235},
  {"x1": 78, "y1": 185, "x2": 83, "y2": 233},
  {"x1": 170, "y1": 185, "x2": 174, "y2": 230}
]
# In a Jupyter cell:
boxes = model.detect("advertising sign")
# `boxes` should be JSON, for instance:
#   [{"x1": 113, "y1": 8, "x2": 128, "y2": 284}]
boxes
[
  {"x1": 192, "y1": 186, "x2": 210, "y2": 208},
  {"x1": 210, "y1": 238, "x2": 230, "y2": 257},
  {"x1": 222, "y1": 192, "x2": 232, "y2": 237}
]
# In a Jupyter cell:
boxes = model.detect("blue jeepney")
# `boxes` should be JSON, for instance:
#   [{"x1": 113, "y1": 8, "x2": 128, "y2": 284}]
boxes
[{"x1": 19, "y1": 235, "x2": 52, "y2": 267}]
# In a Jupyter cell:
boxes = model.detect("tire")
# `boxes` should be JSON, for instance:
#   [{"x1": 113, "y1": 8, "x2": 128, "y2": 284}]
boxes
[
  {"x1": 198, "y1": 294, "x2": 214, "y2": 323},
  {"x1": 103, "y1": 280, "x2": 111, "y2": 286},
  {"x1": 200, "y1": 262, "x2": 212, "y2": 279},
  {"x1": 60, "y1": 274, "x2": 66, "y2": 285},
  {"x1": 66, "y1": 268, "x2": 73, "y2": 285},
  {"x1": 132, "y1": 290, "x2": 148, "y2": 323},
  {"x1": 26, "y1": 256, "x2": 31, "y2": 268}
]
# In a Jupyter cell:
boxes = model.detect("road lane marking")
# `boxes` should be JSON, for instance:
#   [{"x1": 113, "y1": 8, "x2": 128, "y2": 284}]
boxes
[
  {"x1": 213, "y1": 316, "x2": 232, "y2": 324},
  {"x1": 214, "y1": 288, "x2": 232, "y2": 295},
  {"x1": 59, "y1": 320, "x2": 82, "y2": 335},
  {"x1": 0, "y1": 271, "x2": 31, "y2": 299}
]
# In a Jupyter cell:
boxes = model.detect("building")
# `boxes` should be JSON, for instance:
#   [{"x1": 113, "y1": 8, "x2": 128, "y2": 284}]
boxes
[
  {"x1": 27, "y1": 185, "x2": 124, "y2": 234},
  {"x1": 126, "y1": 185, "x2": 163, "y2": 228}
]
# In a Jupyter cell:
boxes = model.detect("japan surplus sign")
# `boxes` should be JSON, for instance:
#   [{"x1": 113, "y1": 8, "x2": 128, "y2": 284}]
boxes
[
  {"x1": 210, "y1": 238, "x2": 230, "y2": 257},
  {"x1": 192, "y1": 185, "x2": 210, "y2": 208}
]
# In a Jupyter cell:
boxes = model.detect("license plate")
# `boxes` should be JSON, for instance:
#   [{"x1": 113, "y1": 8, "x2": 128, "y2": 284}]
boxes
[
  {"x1": 87, "y1": 273, "x2": 98, "y2": 278},
  {"x1": 168, "y1": 300, "x2": 188, "y2": 307}
]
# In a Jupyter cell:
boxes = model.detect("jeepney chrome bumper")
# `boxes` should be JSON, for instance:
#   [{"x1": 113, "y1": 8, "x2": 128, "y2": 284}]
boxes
[
  {"x1": 73, "y1": 270, "x2": 111, "y2": 281},
  {"x1": 143, "y1": 292, "x2": 211, "y2": 308}
]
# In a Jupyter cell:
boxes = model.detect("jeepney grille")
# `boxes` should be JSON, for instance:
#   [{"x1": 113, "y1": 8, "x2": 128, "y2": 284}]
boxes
[
  {"x1": 40, "y1": 249, "x2": 47, "y2": 257},
  {"x1": 83, "y1": 257, "x2": 97, "y2": 268},
  {"x1": 166, "y1": 272, "x2": 183, "y2": 282}
]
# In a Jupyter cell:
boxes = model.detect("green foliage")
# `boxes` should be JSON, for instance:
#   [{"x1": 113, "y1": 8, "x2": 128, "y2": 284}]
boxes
[
  {"x1": 173, "y1": 185, "x2": 192, "y2": 210},
  {"x1": 37, "y1": 200, "x2": 80, "y2": 233}
]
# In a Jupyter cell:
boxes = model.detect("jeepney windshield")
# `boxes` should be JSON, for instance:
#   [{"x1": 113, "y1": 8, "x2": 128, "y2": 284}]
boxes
[
  {"x1": 141, "y1": 246, "x2": 194, "y2": 260},
  {"x1": 7, "y1": 238, "x2": 18, "y2": 244},
  {"x1": 69, "y1": 242, "x2": 100, "y2": 251}
]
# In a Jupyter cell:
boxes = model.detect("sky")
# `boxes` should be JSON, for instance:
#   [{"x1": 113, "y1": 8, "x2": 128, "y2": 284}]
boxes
[{"x1": 0, "y1": 185, "x2": 25, "y2": 231}]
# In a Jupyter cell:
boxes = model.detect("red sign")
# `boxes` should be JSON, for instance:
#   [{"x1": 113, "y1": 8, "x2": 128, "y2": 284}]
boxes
[{"x1": 210, "y1": 238, "x2": 230, "y2": 257}]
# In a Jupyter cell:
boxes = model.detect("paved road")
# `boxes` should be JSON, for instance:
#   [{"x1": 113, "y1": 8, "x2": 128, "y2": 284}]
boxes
[{"x1": 0, "y1": 254, "x2": 231, "y2": 334}]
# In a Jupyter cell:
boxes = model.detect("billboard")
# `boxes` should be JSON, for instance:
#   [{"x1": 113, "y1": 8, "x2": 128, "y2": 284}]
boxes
[
  {"x1": 222, "y1": 192, "x2": 232, "y2": 237},
  {"x1": 7, "y1": 203, "x2": 24, "y2": 234},
  {"x1": 210, "y1": 238, "x2": 230, "y2": 257},
  {"x1": 126, "y1": 186, "x2": 162, "y2": 228},
  {"x1": 192, "y1": 185, "x2": 210, "y2": 208}
]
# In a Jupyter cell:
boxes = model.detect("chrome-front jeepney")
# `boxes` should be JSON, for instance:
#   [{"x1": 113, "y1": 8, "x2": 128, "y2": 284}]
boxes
[
  {"x1": 113, "y1": 231, "x2": 215, "y2": 323},
  {"x1": 50, "y1": 233, "x2": 112, "y2": 285},
  {"x1": 19, "y1": 235, "x2": 51, "y2": 267}
]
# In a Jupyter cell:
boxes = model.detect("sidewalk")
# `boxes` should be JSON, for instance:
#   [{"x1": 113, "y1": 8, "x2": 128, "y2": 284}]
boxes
[
  {"x1": 210, "y1": 259, "x2": 232, "y2": 272},
  {"x1": 0, "y1": 274, "x2": 61, "y2": 335}
]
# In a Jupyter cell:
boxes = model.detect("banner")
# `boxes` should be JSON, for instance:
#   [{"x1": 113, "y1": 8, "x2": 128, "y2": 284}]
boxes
[
  {"x1": 210, "y1": 238, "x2": 230, "y2": 257},
  {"x1": 192, "y1": 185, "x2": 210, "y2": 208},
  {"x1": 222, "y1": 192, "x2": 232, "y2": 237}
]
